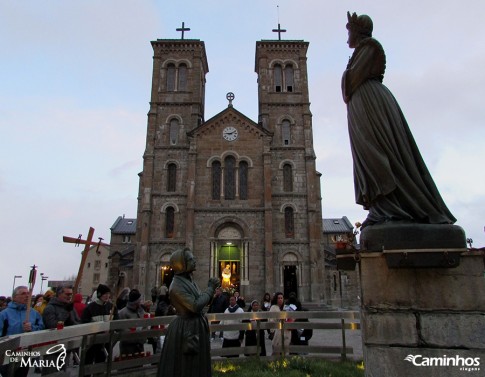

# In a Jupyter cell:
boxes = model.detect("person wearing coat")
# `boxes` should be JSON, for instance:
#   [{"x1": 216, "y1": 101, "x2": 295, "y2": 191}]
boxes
[
  {"x1": 73, "y1": 293, "x2": 87, "y2": 318},
  {"x1": 42, "y1": 286, "x2": 80, "y2": 329},
  {"x1": 81, "y1": 283, "x2": 119, "y2": 365},
  {"x1": 33, "y1": 290, "x2": 55, "y2": 316},
  {"x1": 269, "y1": 292, "x2": 291, "y2": 356},
  {"x1": 41, "y1": 286, "x2": 80, "y2": 375},
  {"x1": 221, "y1": 296, "x2": 244, "y2": 357},
  {"x1": 157, "y1": 248, "x2": 220, "y2": 377},
  {"x1": 0, "y1": 286, "x2": 44, "y2": 377},
  {"x1": 244, "y1": 300, "x2": 266, "y2": 356},
  {"x1": 118, "y1": 289, "x2": 147, "y2": 357}
]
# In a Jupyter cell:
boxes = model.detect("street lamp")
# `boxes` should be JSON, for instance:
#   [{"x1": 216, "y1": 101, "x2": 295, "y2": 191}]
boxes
[
  {"x1": 40, "y1": 273, "x2": 49, "y2": 294},
  {"x1": 12, "y1": 275, "x2": 22, "y2": 295}
]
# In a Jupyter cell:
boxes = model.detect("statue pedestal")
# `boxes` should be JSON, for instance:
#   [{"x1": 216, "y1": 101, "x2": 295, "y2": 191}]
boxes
[{"x1": 358, "y1": 225, "x2": 485, "y2": 376}]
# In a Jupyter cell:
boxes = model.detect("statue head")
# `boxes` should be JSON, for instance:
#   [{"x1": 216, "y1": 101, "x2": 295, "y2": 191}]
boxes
[
  {"x1": 346, "y1": 11, "x2": 373, "y2": 38},
  {"x1": 170, "y1": 247, "x2": 196, "y2": 274}
]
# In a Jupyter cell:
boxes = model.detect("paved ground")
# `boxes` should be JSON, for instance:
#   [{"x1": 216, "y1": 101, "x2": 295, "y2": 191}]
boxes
[{"x1": 208, "y1": 324, "x2": 363, "y2": 361}]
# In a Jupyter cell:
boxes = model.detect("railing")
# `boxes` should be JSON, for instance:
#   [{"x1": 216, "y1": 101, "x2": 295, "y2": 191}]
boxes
[{"x1": 0, "y1": 310, "x2": 360, "y2": 376}]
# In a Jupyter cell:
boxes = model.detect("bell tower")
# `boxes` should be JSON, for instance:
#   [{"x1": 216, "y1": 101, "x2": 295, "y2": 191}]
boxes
[
  {"x1": 255, "y1": 33, "x2": 324, "y2": 301},
  {"x1": 133, "y1": 28, "x2": 209, "y2": 290}
]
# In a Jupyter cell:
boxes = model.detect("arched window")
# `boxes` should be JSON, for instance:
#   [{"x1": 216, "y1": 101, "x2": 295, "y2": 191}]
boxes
[
  {"x1": 167, "y1": 163, "x2": 176, "y2": 192},
  {"x1": 224, "y1": 156, "x2": 236, "y2": 200},
  {"x1": 284, "y1": 65, "x2": 294, "y2": 92},
  {"x1": 169, "y1": 118, "x2": 179, "y2": 145},
  {"x1": 167, "y1": 64, "x2": 176, "y2": 92},
  {"x1": 274, "y1": 64, "x2": 282, "y2": 92},
  {"x1": 239, "y1": 161, "x2": 248, "y2": 200},
  {"x1": 282, "y1": 120, "x2": 291, "y2": 145},
  {"x1": 285, "y1": 207, "x2": 295, "y2": 238},
  {"x1": 166, "y1": 207, "x2": 175, "y2": 238},
  {"x1": 178, "y1": 63, "x2": 187, "y2": 91},
  {"x1": 212, "y1": 161, "x2": 221, "y2": 200},
  {"x1": 283, "y1": 163, "x2": 293, "y2": 192}
]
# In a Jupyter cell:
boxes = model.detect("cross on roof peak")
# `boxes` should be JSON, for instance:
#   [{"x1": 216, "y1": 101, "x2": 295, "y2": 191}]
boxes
[
  {"x1": 176, "y1": 22, "x2": 190, "y2": 40},
  {"x1": 226, "y1": 92, "x2": 235, "y2": 107},
  {"x1": 272, "y1": 23, "x2": 286, "y2": 41}
]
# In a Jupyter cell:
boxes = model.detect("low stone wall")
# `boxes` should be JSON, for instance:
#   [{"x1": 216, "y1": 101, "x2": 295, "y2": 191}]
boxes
[{"x1": 360, "y1": 251, "x2": 485, "y2": 377}]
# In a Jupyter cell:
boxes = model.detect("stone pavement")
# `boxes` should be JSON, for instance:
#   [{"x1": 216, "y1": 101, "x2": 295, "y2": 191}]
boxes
[{"x1": 209, "y1": 323, "x2": 363, "y2": 361}]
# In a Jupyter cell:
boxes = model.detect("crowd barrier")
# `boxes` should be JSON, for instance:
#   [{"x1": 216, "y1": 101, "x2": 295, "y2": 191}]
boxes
[{"x1": 0, "y1": 310, "x2": 360, "y2": 376}]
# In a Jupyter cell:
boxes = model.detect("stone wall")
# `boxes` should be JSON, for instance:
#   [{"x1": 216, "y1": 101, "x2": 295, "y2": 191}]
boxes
[{"x1": 360, "y1": 251, "x2": 485, "y2": 377}]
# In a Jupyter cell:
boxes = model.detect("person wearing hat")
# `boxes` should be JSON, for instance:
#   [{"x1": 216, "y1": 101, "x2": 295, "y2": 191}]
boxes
[
  {"x1": 118, "y1": 289, "x2": 147, "y2": 357},
  {"x1": 81, "y1": 283, "x2": 119, "y2": 365},
  {"x1": 33, "y1": 290, "x2": 55, "y2": 315}
]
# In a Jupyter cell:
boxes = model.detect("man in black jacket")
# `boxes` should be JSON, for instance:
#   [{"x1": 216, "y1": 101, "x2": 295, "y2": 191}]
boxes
[
  {"x1": 42, "y1": 286, "x2": 80, "y2": 329},
  {"x1": 208, "y1": 287, "x2": 228, "y2": 340},
  {"x1": 118, "y1": 289, "x2": 146, "y2": 357},
  {"x1": 41, "y1": 285, "x2": 80, "y2": 375},
  {"x1": 81, "y1": 284, "x2": 119, "y2": 365}
]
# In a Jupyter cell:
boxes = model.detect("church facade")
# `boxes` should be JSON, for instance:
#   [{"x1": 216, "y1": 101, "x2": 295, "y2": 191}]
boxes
[{"x1": 132, "y1": 33, "x2": 325, "y2": 302}]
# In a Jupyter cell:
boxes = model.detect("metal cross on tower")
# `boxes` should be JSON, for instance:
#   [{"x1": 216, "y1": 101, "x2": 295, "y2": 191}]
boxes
[
  {"x1": 176, "y1": 22, "x2": 190, "y2": 40},
  {"x1": 272, "y1": 23, "x2": 286, "y2": 41},
  {"x1": 63, "y1": 227, "x2": 110, "y2": 294}
]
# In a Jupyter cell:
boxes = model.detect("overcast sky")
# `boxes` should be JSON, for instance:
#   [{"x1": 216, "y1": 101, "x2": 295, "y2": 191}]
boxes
[{"x1": 1, "y1": 1, "x2": 484, "y2": 296}]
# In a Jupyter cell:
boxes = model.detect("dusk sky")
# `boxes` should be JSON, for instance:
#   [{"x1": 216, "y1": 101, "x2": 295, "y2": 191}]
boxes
[{"x1": 1, "y1": 0, "x2": 484, "y2": 296}]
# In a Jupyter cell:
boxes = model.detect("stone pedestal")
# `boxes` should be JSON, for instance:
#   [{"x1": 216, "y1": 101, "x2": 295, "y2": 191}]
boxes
[{"x1": 358, "y1": 224, "x2": 484, "y2": 376}]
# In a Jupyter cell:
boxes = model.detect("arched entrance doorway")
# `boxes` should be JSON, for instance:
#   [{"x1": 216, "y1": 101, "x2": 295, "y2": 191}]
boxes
[
  {"x1": 282, "y1": 252, "x2": 300, "y2": 298},
  {"x1": 283, "y1": 265, "x2": 297, "y2": 298},
  {"x1": 158, "y1": 253, "x2": 174, "y2": 289},
  {"x1": 209, "y1": 224, "x2": 249, "y2": 294}
]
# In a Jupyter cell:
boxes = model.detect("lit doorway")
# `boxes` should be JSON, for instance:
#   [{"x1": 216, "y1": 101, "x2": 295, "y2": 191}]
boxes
[
  {"x1": 218, "y1": 243, "x2": 240, "y2": 292},
  {"x1": 160, "y1": 265, "x2": 174, "y2": 288}
]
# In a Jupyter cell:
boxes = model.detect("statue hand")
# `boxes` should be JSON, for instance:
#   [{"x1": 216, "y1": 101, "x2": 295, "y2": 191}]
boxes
[{"x1": 208, "y1": 278, "x2": 220, "y2": 289}]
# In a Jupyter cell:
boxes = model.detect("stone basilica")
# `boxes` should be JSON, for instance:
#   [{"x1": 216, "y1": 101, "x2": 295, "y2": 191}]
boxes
[{"x1": 131, "y1": 28, "x2": 325, "y2": 302}]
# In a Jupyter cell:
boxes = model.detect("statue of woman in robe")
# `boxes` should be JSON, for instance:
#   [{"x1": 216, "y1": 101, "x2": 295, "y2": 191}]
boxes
[
  {"x1": 157, "y1": 248, "x2": 220, "y2": 377},
  {"x1": 342, "y1": 12, "x2": 456, "y2": 228},
  {"x1": 221, "y1": 264, "x2": 231, "y2": 288}
]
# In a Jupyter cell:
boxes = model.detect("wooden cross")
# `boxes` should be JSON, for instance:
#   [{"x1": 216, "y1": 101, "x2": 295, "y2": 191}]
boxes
[
  {"x1": 63, "y1": 227, "x2": 110, "y2": 294},
  {"x1": 176, "y1": 22, "x2": 190, "y2": 40},
  {"x1": 272, "y1": 23, "x2": 286, "y2": 40}
]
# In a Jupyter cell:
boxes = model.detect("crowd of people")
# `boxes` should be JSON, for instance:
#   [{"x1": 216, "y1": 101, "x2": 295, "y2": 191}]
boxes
[
  {"x1": 1, "y1": 276, "x2": 312, "y2": 376},
  {"x1": 0, "y1": 282, "x2": 172, "y2": 376},
  {"x1": 208, "y1": 289, "x2": 312, "y2": 358}
]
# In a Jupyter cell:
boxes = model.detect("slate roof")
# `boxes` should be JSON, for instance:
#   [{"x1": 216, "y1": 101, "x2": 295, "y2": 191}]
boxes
[
  {"x1": 110, "y1": 216, "x2": 137, "y2": 234},
  {"x1": 322, "y1": 216, "x2": 354, "y2": 234}
]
